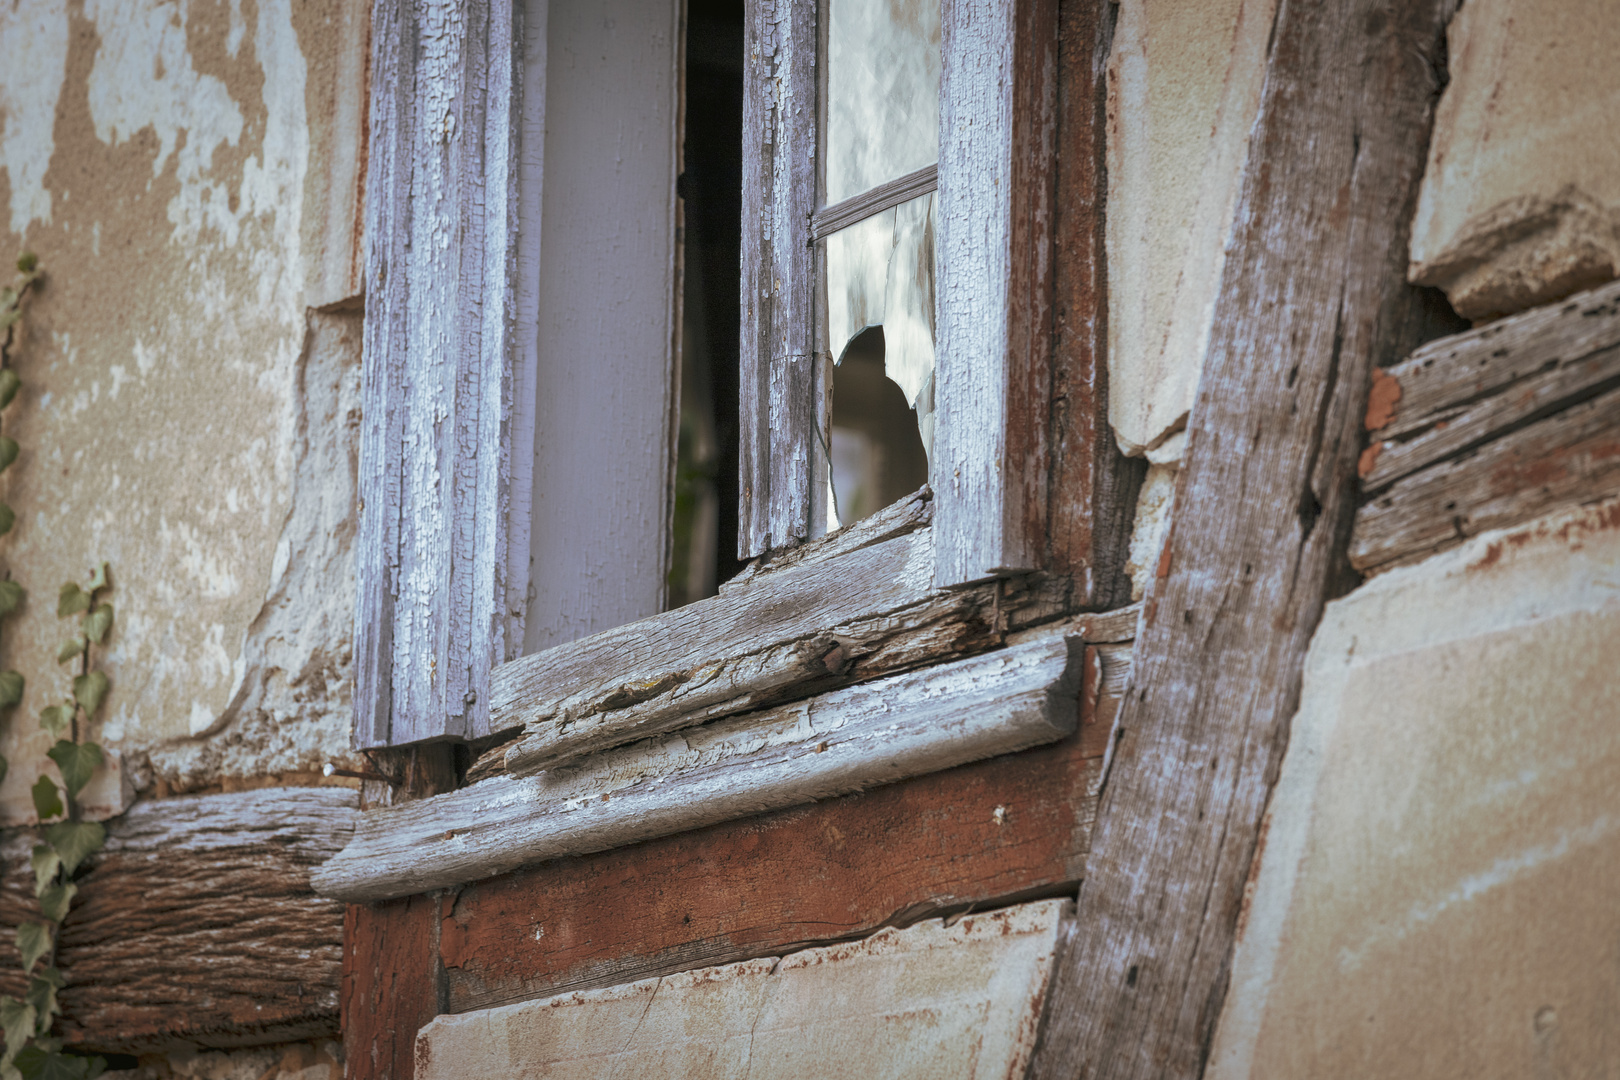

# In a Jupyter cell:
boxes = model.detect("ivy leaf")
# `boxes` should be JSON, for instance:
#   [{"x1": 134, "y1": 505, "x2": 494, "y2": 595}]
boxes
[
  {"x1": 0, "y1": 755, "x2": 6, "y2": 789},
  {"x1": 36, "y1": 883, "x2": 75, "y2": 925},
  {"x1": 71, "y1": 672, "x2": 107, "y2": 717},
  {"x1": 0, "y1": 439, "x2": 17, "y2": 473},
  {"x1": 54, "y1": 584, "x2": 88, "y2": 619},
  {"x1": 84, "y1": 564, "x2": 108, "y2": 593},
  {"x1": 14, "y1": 1046, "x2": 100, "y2": 1080},
  {"x1": 82, "y1": 606, "x2": 112, "y2": 646},
  {"x1": 0, "y1": 309, "x2": 17, "y2": 333},
  {"x1": 15, "y1": 254, "x2": 37, "y2": 275},
  {"x1": 0, "y1": 369, "x2": 19, "y2": 409},
  {"x1": 53, "y1": 638, "x2": 82, "y2": 665},
  {"x1": 0, "y1": 671, "x2": 21, "y2": 709},
  {"x1": 29, "y1": 847, "x2": 59, "y2": 898},
  {"x1": 0, "y1": 504, "x2": 15, "y2": 538},
  {"x1": 43, "y1": 821, "x2": 103, "y2": 876},
  {"x1": 13, "y1": 924, "x2": 49, "y2": 974},
  {"x1": 22, "y1": 968, "x2": 62, "y2": 1028},
  {"x1": 29, "y1": 777, "x2": 60, "y2": 823},
  {"x1": 36, "y1": 707, "x2": 67, "y2": 739},
  {"x1": 0, "y1": 580, "x2": 24, "y2": 616},
  {"x1": 46, "y1": 742, "x2": 100, "y2": 801},
  {"x1": 0, "y1": 996, "x2": 34, "y2": 1060}
]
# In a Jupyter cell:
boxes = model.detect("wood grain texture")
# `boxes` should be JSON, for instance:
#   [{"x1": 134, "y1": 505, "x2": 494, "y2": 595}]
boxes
[
  {"x1": 493, "y1": 517, "x2": 1078, "y2": 773},
  {"x1": 1026, "y1": 2, "x2": 1459, "y2": 1077},
  {"x1": 740, "y1": 0, "x2": 820, "y2": 557},
  {"x1": 933, "y1": 0, "x2": 1060, "y2": 586},
  {"x1": 0, "y1": 789, "x2": 356, "y2": 1053},
  {"x1": 809, "y1": 163, "x2": 939, "y2": 241},
  {"x1": 357, "y1": 0, "x2": 524, "y2": 747},
  {"x1": 317, "y1": 633, "x2": 1087, "y2": 902},
  {"x1": 344, "y1": 892, "x2": 442, "y2": 1080},
  {"x1": 1352, "y1": 280, "x2": 1620, "y2": 570},
  {"x1": 435, "y1": 643, "x2": 1130, "y2": 1015},
  {"x1": 1046, "y1": 0, "x2": 1141, "y2": 609}
]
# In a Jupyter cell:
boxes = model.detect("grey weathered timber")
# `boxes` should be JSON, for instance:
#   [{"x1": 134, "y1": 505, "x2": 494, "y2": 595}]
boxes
[
  {"x1": 496, "y1": 518, "x2": 1079, "y2": 774},
  {"x1": 1026, "y1": 2, "x2": 1459, "y2": 1078},
  {"x1": 0, "y1": 788, "x2": 357, "y2": 1053},
  {"x1": 740, "y1": 0, "x2": 821, "y2": 557},
  {"x1": 315, "y1": 633, "x2": 1085, "y2": 903},
  {"x1": 932, "y1": 0, "x2": 1060, "y2": 587},
  {"x1": 357, "y1": 0, "x2": 524, "y2": 746},
  {"x1": 809, "y1": 163, "x2": 940, "y2": 241},
  {"x1": 1351, "y1": 280, "x2": 1620, "y2": 571}
]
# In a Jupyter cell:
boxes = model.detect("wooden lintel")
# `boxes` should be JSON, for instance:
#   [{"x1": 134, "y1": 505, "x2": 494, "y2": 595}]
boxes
[
  {"x1": 0, "y1": 788, "x2": 356, "y2": 1054},
  {"x1": 1353, "y1": 278, "x2": 1620, "y2": 572}
]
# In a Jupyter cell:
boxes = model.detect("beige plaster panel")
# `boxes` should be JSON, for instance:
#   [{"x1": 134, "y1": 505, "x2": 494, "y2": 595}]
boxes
[
  {"x1": 1409, "y1": 0, "x2": 1620, "y2": 321},
  {"x1": 1209, "y1": 497, "x2": 1620, "y2": 1079},
  {"x1": 0, "y1": 0, "x2": 369, "y2": 806},
  {"x1": 1104, "y1": 0, "x2": 1277, "y2": 458},
  {"x1": 417, "y1": 899, "x2": 1070, "y2": 1079}
]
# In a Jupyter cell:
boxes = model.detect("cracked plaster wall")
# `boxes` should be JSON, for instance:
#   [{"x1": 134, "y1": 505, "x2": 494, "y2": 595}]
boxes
[{"x1": 0, "y1": 0, "x2": 370, "y2": 809}]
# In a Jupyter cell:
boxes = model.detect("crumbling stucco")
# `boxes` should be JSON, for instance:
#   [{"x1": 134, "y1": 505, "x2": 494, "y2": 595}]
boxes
[
  {"x1": 0, "y1": 0, "x2": 368, "y2": 811},
  {"x1": 1208, "y1": 496, "x2": 1620, "y2": 1079},
  {"x1": 1104, "y1": 0, "x2": 1276, "y2": 458},
  {"x1": 1409, "y1": 0, "x2": 1620, "y2": 321},
  {"x1": 127, "y1": 1038, "x2": 341, "y2": 1080},
  {"x1": 1124, "y1": 462, "x2": 1176, "y2": 603}
]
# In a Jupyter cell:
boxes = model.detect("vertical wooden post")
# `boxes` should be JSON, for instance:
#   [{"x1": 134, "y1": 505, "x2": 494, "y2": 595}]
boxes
[
  {"x1": 1026, "y1": 1, "x2": 1459, "y2": 1076},
  {"x1": 343, "y1": 895, "x2": 444, "y2": 1080}
]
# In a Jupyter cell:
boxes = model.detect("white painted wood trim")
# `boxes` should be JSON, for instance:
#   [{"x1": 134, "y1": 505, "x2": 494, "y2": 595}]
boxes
[
  {"x1": 932, "y1": 0, "x2": 1058, "y2": 586},
  {"x1": 355, "y1": 0, "x2": 527, "y2": 747},
  {"x1": 314, "y1": 630, "x2": 1084, "y2": 902}
]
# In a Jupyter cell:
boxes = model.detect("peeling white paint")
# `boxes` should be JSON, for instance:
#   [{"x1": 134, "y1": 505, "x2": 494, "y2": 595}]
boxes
[{"x1": 0, "y1": 0, "x2": 70, "y2": 236}]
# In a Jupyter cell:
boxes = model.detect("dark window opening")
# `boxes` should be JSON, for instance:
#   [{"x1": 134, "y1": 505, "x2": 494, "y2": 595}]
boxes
[{"x1": 829, "y1": 327, "x2": 929, "y2": 527}]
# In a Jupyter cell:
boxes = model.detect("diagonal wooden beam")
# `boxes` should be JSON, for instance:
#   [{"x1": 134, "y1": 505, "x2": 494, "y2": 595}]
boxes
[{"x1": 1026, "y1": 1, "x2": 1460, "y2": 1076}]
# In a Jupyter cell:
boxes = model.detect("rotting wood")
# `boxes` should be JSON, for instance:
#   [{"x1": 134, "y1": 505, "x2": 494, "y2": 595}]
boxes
[
  {"x1": 1046, "y1": 0, "x2": 1142, "y2": 610},
  {"x1": 356, "y1": 0, "x2": 525, "y2": 747},
  {"x1": 495, "y1": 523, "x2": 1079, "y2": 774},
  {"x1": 436, "y1": 644, "x2": 1130, "y2": 1015},
  {"x1": 1352, "y1": 279, "x2": 1620, "y2": 571},
  {"x1": 1026, "y1": 2, "x2": 1459, "y2": 1077},
  {"x1": 740, "y1": 0, "x2": 820, "y2": 556},
  {"x1": 809, "y1": 164, "x2": 940, "y2": 241},
  {"x1": 0, "y1": 788, "x2": 356, "y2": 1054},
  {"x1": 316, "y1": 632, "x2": 1088, "y2": 903},
  {"x1": 932, "y1": 0, "x2": 1059, "y2": 587},
  {"x1": 344, "y1": 892, "x2": 442, "y2": 1080}
]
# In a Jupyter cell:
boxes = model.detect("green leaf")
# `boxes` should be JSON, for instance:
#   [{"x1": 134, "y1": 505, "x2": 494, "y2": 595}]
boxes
[
  {"x1": 0, "y1": 310, "x2": 17, "y2": 333},
  {"x1": 36, "y1": 883, "x2": 74, "y2": 925},
  {"x1": 82, "y1": 606, "x2": 111, "y2": 646},
  {"x1": 0, "y1": 672, "x2": 21, "y2": 709},
  {"x1": 13, "y1": 924, "x2": 48, "y2": 973},
  {"x1": 36, "y1": 707, "x2": 66, "y2": 739},
  {"x1": 0, "y1": 439, "x2": 17, "y2": 473},
  {"x1": 14, "y1": 1047, "x2": 99, "y2": 1080},
  {"x1": 71, "y1": 672, "x2": 107, "y2": 717},
  {"x1": 28, "y1": 778, "x2": 60, "y2": 822},
  {"x1": 14, "y1": 254, "x2": 37, "y2": 275},
  {"x1": 54, "y1": 585, "x2": 87, "y2": 619},
  {"x1": 45, "y1": 742, "x2": 99, "y2": 801},
  {"x1": 29, "y1": 847, "x2": 59, "y2": 898},
  {"x1": 0, "y1": 581, "x2": 24, "y2": 617},
  {"x1": 0, "y1": 370, "x2": 19, "y2": 409},
  {"x1": 0, "y1": 756, "x2": 6, "y2": 789},
  {"x1": 52, "y1": 639, "x2": 82, "y2": 665},
  {"x1": 0, "y1": 504, "x2": 15, "y2": 538},
  {"x1": 0, "y1": 996, "x2": 34, "y2": 1060},
  {"x1": 22, "y1": 969, "x2": 61, "y2": 1031},
  {"x1": 84, "y1": 564, "x2": 108, "y2": 593},
  {"x1": 43, "y1": 822, "x2": 103, "y2": 876}
]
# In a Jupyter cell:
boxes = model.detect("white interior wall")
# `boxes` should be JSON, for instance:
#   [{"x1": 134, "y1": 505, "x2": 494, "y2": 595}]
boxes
[{"x1": 521, "y1": 0, "x2": 682, "y2": 655}]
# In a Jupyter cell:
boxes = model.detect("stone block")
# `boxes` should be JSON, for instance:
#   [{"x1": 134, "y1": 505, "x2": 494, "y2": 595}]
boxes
[
  {"x1": 416, "y1": 898, "x2": 1069, "y2": 1079},
  {"x1": 1104, "y1": 0, "x2": 1277, "y2": 457},
  {"x1": 1409, "y1": 0, "x2": 1620, "y2": 321},
  {"x1": 1209, "y1": 497, "x2": 1620, "y2": 1078}
]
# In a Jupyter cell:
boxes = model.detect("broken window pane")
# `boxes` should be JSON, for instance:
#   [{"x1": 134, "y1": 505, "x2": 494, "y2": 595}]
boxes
[
  {"x1": 826, "y1": 328, "x2": 929, "y2": 531},
  {"x1": 826, "y1": 0, "x2": 941, "y2": 204}
]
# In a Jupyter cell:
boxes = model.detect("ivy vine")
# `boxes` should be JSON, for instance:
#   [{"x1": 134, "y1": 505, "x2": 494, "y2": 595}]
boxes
[{"x1": 0, "y1": 255, "x2": 113, "y2": 1080}]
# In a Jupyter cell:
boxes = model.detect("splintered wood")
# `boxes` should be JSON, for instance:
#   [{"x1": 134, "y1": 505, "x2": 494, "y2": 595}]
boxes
[{"x1": 1353, "y1": 278, "x2": 1620, "y2": 572}]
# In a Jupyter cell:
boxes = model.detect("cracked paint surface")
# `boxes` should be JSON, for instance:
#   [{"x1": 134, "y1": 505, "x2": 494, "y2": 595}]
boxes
[{"x1": 0, "y1": 0, "x2": 369, "y2": 808}]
